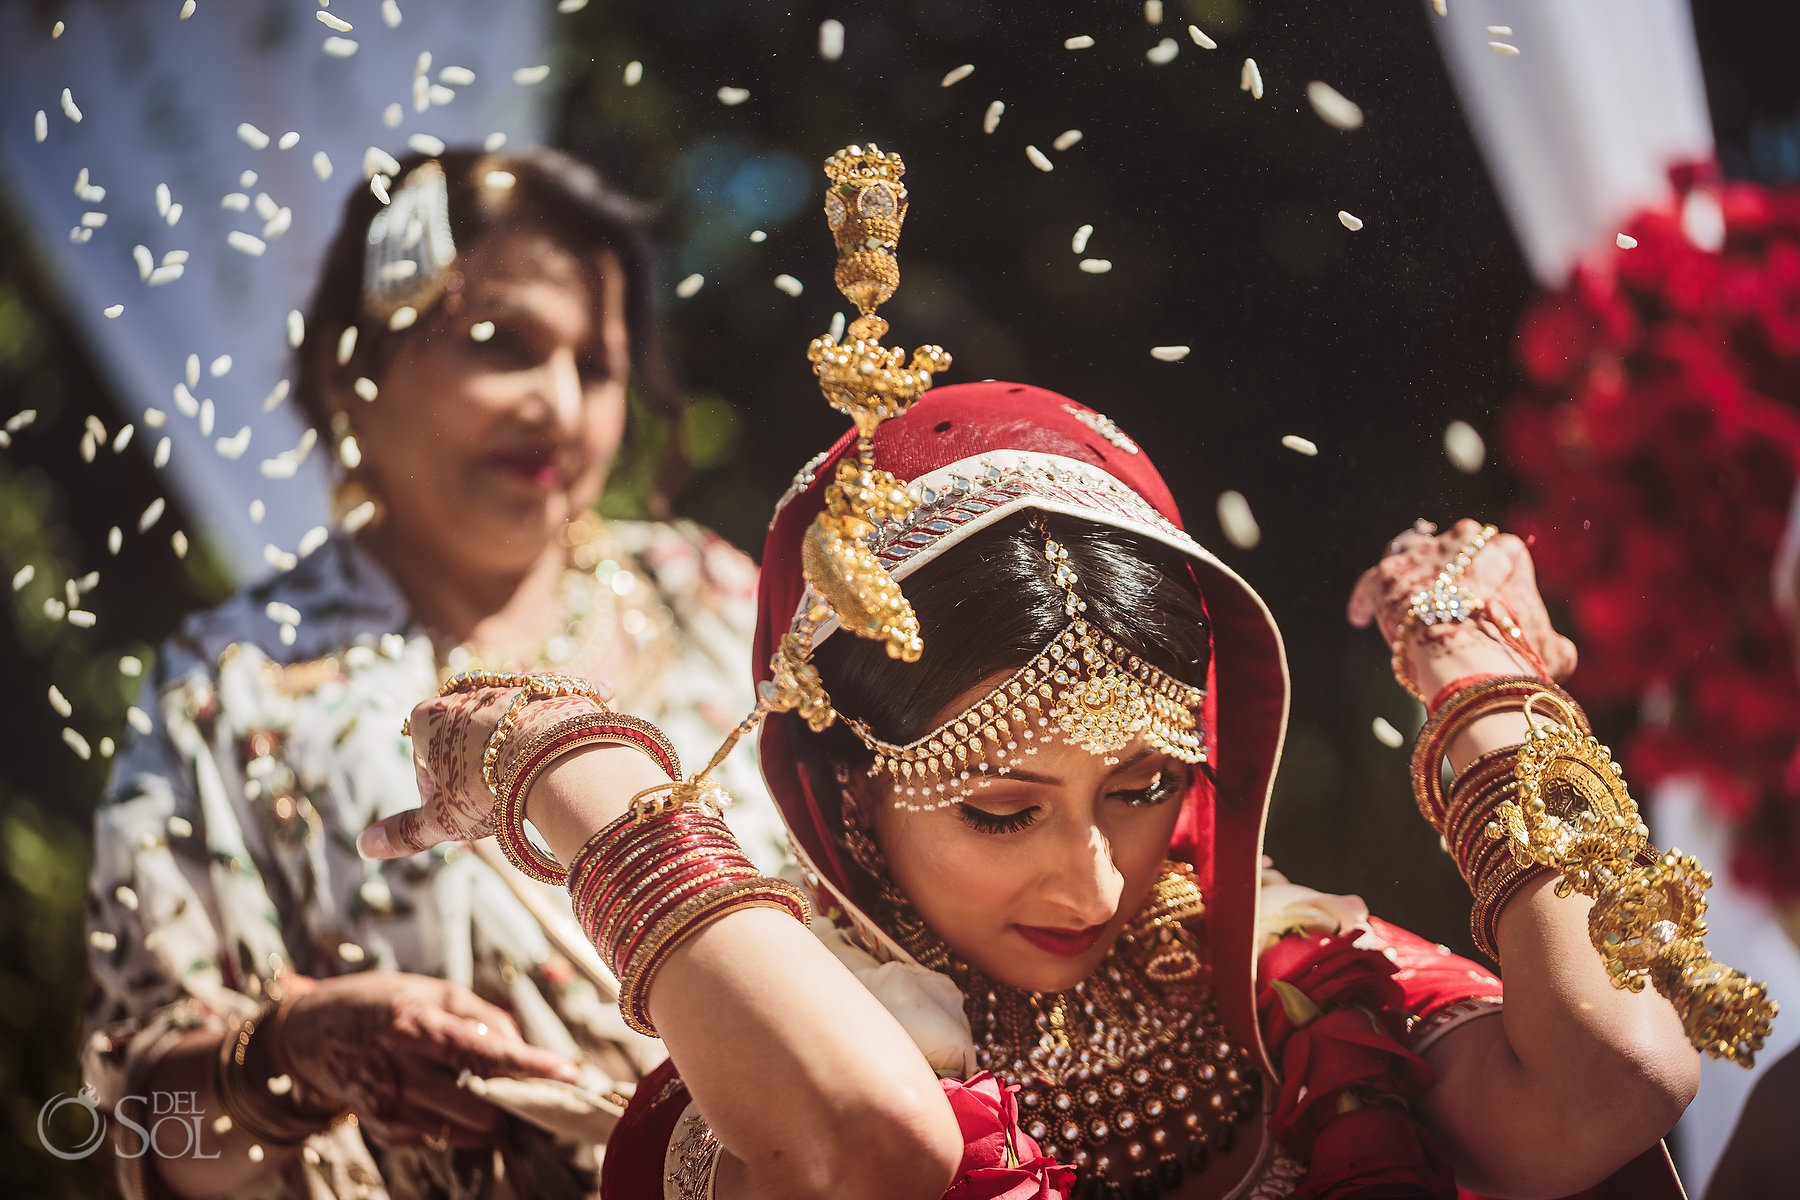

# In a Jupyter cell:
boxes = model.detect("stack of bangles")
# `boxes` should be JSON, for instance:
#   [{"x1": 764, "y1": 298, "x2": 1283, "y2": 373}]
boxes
[
  {"x1": 568, "y1": 801, "x2": 810, "y2": 1037},
  {"x1": 1411, "y1": 676, "x2": 1593, "y2": 960},
  {"x1": 212, "y1": 981, "x2": 346, "y2": 1146}
]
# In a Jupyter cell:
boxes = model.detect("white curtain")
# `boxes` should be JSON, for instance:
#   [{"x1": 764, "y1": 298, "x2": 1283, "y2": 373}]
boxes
[{"x1": 0, "y1": 0, "x2": 553, "y2": 579}]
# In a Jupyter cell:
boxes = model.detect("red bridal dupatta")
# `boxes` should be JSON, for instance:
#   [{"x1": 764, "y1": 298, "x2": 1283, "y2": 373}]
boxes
[{"x1": 600, "y1": 383, "x2": 1682, "y2": 1200}]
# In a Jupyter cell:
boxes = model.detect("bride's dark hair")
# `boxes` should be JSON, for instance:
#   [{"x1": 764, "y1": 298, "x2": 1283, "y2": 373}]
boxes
[{"x1": 812, "y1": 511, "x2": 1212, "y2": 762}]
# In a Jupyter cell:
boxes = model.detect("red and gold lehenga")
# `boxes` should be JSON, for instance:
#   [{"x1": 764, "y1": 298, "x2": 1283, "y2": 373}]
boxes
[{"x1": 594, "y1": 382, "x2": 1685, "y2": 1200}]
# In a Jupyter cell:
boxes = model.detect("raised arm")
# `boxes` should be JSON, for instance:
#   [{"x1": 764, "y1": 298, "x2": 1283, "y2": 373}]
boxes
[
  {"x1": 362, "y1": 688, "x2": 963, "y2": 1200},
  {"x1": 1350, "y1": 520, "x2": 1700, "y2": 1198}
]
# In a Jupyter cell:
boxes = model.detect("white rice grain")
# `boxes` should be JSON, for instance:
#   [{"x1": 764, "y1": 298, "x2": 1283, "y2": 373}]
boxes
[
  {"x1": 983, "y1": 100, "x2": 1004, "y2": 134},
  {"x1": 103, "y1": 303, "x2": 124, "y2": 318},
  {"x1": 387, "y1": 306, "x2": 417, "y2": 331},
  {"x1": 35, "y1": 110, "x2": 47, "y2": 143},
  {"x1": 1337, "y1": 210, "x2": 1363, "y2": 231},
  {"x1": 364, "y1": 145, "x2": 405, "y2": 176},
  {"x1": 263, "y1": 379, "x2": 290, "y2": 412},
  {"x1": 749, "y1": 229, "x2": 767, "y2": 242},
  {"x1": 1144, "y1": 0, "x2": 1163, "y2": 23},
  {"x1": 43, "y1": 597, "x2": 66, "y2": 620},
  {"x1": 1432, "y1": 0, "x2": 1447, "y2": 15},
  {"x1": 322, "y1": 37, "x2": 359, "y2": 58},
  {"x1": 1280, "y1": 434, "x2": 1318, "y2": 456},
  {"x1": 144, "y1": 408, "x2": 166, "y2": 429},
  {"x1": 199, "y1": 399, "x2": 214, "y2": 435},
  {"x1": 161, "y1": 249, "x2": 188, "y2": 266},
  {"x1": 138, "y1": 497, "x2": 166, "y2": 532},
  {"x1": 174, "y1": 381, "x2": 198, "y2": 416},
  {"x1": 236, "y1": 122, "x2": 271, "y2": 150},
  {"x1": 165, "y1": 202, "x2": 183, "y2": 227},
  {"x1": 427, "y1": 84, "x2": 455, "y2": 106},
  {"x1": 819, "y1": 19, "x2": 845, "y2": 61},
  {"x1": 675, "y1": 273, "x2": 704, "y2": 299},
  {"x1": 484, "y1": 131, "x2": 508, "y2": 152},
  {"x1": 337, "y1": 326, "x2": 359, "y2": 365},
  {"x1": 513, "y1": 65, "x2": 552, "y2": 86},
  {"x1": 1188, "y1": 25, "x2": 1216, "y2": 49},
  {"x1": 1145, "y1": 38, "x2": 1179, "y2": 65},
  {"x1": 128, "y1": 706, "x2": 153, "y2": 734},
  {"x1": 773, "y1": 274, "x2": 804, "y2": 297},
  {"x1": 1053, "y1": 129, "x2": 1083, "y2": 152},
  {"x1": 11, "y1": 565, "x2": 34, "y2": 591},
  {"x1": 558, "y1": 0, "x2": 589, "y2": 10},
  {"x1": 341, "y1": 500, "x2": 378, "y2": 533},
  {"x1": 215, "y1": 427, "x2": 251, "y2": 460},
  {"x1": 440, "y1": 65, "x2": 476, "y2": 87},
  {"x1": 316, "y1": 10, "x2": 352, "y2": 33},
  {"x1": 1486, "y1": 25, "x2": 1513, "y2": 36},
  {"x1": 113, "y1": 425, "x2": 134, "y2": 454},
  {"x1": 1240, "y1": 58, "x2": 1263, "y2": 100},
  {"x1": 1150, "y1": 345, "x2": 1191, "y2": 362},
  {"x1": 1072, "y1": 223, "x2": 1093, "y2": 254},
  {"x1": 298, "y1": 525, "x2": 329, "y2": 558},
  {"x1": 61, "y1": 88, "x2": 82, "y2": 123},
  {"x1": 717, "y1": 86, "x2": 750, "y2": 106},
  {"x1": 312, "y1": 151, "x2": 333, "y2": 181},
  {"x1": 227, "y1": 230, "x2": 266, "y2": 256},
  {"x1": 1444, "y1": 420, "x2": 1485, "y2": 473},
  {"x1": 52, "y1": 19, "x2": 64, "y2": 37},
  {"x1": 828, "y1": 311, "x2": 846, "y2": 342},
  {"x1": 133, "y1": 244, "x2": 154, "y2": 281},
  {"x1": 1063, "y1": 36, "x2": 1094, "y2": 50},
  {"x1": 1616, "y1": 233, "x2": 1638, "y2": 249},
  {"x1": 264, "y1": 545, "x2": 298, "y2": 572},
  {"x1": 265, "y1": 600, "x2": 302, "y2": 627},
  {"x1": 382, "y1": 0, "x2": 402, "y2": 28},
  {"x1": 287, "y1": 310, "x2": 305, "y2": 348},
  {"x1": 941, "y1": 63, "x2": 975, "y2": 86},
  {"x1": 220, "y1": 192, "x2": 249, "y2": 211},
  {"x1": 1306, "y1": 81, "x2": 1363, "y2": 130},
  {"x1": 81, "y1": 211, "x2": 107, "y2": 228},
  {"x1": 153, "y1": 437, "x2": 171, "y2": 468},
  {"x1": 1216, "y1": 491, "x2": 1261, "y2": 549},
  {"x1": 49, "y1": 685, "x2": 72, "y2": 717},
  {"x1": 623, "y1": 61, "x2": 643, "y2": 87},
  {"x1": 171, "y1": 530, "x2": 188, "y2": 558},
  {"x1": 1078, "y1": 258, "x2": 1113, "y2": 274},
  {"x1": 469, "y1": 321, "x2": 495, "y2": 343},
  {"x1": 64, "y1": 729, "x2": 93, "y2": 761},
  {"x1": 210, "y1": 354, "x2": 231, "y2": 377},
  {"x1": 353, "y1": 377, "x2": 379, "y2": 402},
  {"x1": 147, "y1": 264, "x2": 184, "y2": 286},
  {"x1": 483, "y1": 169, "x2": 516, "y2": 189},
  {"x1": 180, "y1": 0, "x2": 196, "y2": 18},
  {"x1": 407, "y1": 133, "x2": 446, "y2": 157},
  {"x1": 1371, "y1": 716, "x2": 1405, "y2": 748},
  {"x1": 5, "y1": 409, "x2": 37, "y2": 433},
  {"x1": 370, "y1": 174, "x2": 390, "y2": 205},
  {"x1": 382, "y1": 103, "x2": 403, "y2": 129},
  {"x1": 1488, "y1": 41, "x2": 1520, "y2": 56},
  {"x1": 1025, "y1": 145, "x2": 1054, "y2": 172},
  {"x1": 249, "y1": 499, "x2": 265, "y2": 524}
]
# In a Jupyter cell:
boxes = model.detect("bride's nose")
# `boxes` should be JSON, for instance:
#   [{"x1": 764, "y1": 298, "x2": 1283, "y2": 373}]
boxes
[{"x1": 1040, "y1": 822, "x2": 1125, "y2": 928}]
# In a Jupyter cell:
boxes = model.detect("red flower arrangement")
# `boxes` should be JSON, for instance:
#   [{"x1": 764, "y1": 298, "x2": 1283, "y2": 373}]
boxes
[
  {"x1": 1504, "y1": 166, "x2": 1800, "y2": 910},
  {"x1": 940, "y1": 1072, "x2": 1076, "y2": 1200}
]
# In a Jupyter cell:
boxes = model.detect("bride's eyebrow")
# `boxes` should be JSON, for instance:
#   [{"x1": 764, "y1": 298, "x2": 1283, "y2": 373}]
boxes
[{"x1": 983, "y1": 746, "x2": 1163, "y2": 788}]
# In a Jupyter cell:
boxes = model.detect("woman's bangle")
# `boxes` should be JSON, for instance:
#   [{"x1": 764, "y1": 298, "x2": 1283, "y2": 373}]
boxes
[
  {"x1": 212, "y1": 1004, "x2": 342, "y2": 1147},
  {"x1": 1409, "y1": 676, "x2": 1588, "y2": 829}
]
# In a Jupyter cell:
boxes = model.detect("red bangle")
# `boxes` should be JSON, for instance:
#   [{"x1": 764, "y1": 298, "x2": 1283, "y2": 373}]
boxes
[{"x1": 1426, "y1": 673, "x2": 1506, "y2": 715}]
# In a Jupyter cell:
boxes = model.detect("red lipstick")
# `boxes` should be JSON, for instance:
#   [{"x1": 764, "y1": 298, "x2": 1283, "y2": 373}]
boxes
[{"x1": 1014, "y1": 922, "x2": 1107, "y2": 957}]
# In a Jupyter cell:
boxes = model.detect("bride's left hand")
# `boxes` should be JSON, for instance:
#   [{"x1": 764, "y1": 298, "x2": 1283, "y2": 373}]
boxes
[
  {"x1": 1346, "y1": 518, "x2": 1579, "y2": 687},
  {"x1": 357, "y1": 688, "x2": 606, "y2": 859}
]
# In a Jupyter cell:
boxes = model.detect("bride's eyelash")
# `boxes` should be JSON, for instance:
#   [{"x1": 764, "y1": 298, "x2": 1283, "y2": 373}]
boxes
[
  {"x1": 957, "y1": 804, "x2": 1040, "y2": 835},
  {"x1": 1116, "y1": 767, "x2": 1188, "y2": 807}
]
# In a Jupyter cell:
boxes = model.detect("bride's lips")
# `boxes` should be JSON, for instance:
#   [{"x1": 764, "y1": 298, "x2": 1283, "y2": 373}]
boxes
[
  {"x1": 1014, "y1": 922, "x2": 1107, "y2": 957},
  {"x1": 485, "y1": 447, "x2": 565, "y2": 490}
]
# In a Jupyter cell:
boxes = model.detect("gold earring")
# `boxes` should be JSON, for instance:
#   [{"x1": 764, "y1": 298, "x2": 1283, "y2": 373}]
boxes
[
  {"x1": 1131, "y1": 861, "x2": 1206, "y2": 983},
  {"x1": 834, "y1": 763, "x2": 886, "y2": 877}
]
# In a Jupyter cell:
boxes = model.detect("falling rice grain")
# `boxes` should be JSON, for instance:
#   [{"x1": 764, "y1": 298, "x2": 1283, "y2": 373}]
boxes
[
  {"x1": 440, "y1": 66, "x2": 476, "y2": 87},
  {"x1": 773, "y1": 274, "x2": 804, "y2": 297},
  {"x1": 216, "y1": 427, "x2": 251, "y2": 459},
  {"x1": 1488, "y1": 41, "x2": 1520, "y2": 56},
  {"x1": 52, "y1": 19, "x2": 64, "y2": 37},
  {"x1": 407, "y1": 133, "x2": 446, "y2": 157},
  {"x1": 716, "y1": 87, "x2": 750, "y2": 106},
  {"x1": 1216, "y1": 491, "x2": 1261, "y2": 549},
  {"x1": 61, "y1": 88, "x2": 82, "y2": 123},
  {"x1": 312, "y1": 151, "x2": 333, "y2": 181},
  {"x1": 941, "y1": 63, "x2": 975, "y2": 86},
  {"x1": 80, "y1": 430, "x2": 97, "y2": 461},
  {"x1": 227, "y1": 230, "x2": 266, "y2": 256},
  {"x1": 262, "y1": 380, "x2": 289, "y2": 412},
  {"x1": 469, "y1": 321, "x2": 495, "y2": 343},
  {"x1": 1616, "y1": 233, "x2": 1638, "y2": 250},
  {"x1": 171, "y1": 530, "x2": 188, "y2": 558},
  {"x1": 387, "y1": 306, "x2": 417, "y2": 331},
  {"x1": 35, "y1": 110, "x2": 48, "y2": 143},
  {"x1": 64, "y1": 729, "x2": 93, "y2": 761},
  {"x1": 483, "y1": 170, "x2": 516, "y2": 189},
  {"x1": 11, "y1": 565, "x2": 33, "y2": 591},
  {"x1": 353, "y1": 377, "x2": 379, "y2": 402},
  {"x1": 199, "y1": 398, "x2": 214, "y2": 435},
  {"x1": 1150, "y1": 345, "x2": 1191, "y2": 362},
  {"x1": 298, "y1": 525, "x2": 330, "y2": 558},
  {"x1": 1145, "y1": 38, "x2": 1179, "y2": 65},
  {"x1": 382, "y1": 103, "x2": 403, "y2": 129},
  {"x1": 484, "y1": 132, "x2": 508, "y2": 152},
  {"x1": 1078, "y1": 258, "x2": 1113, "y2": 274},
  {"x1": 362, "y1": 146, "x2": 401, "y2": 181},
  {"x1": 104, "y1": 304, "x2": 124, "y2": 318},
  {"x1": 1188, "y1": 25, "x2": 1216, "y2": 49},
  {"x1": 1053, "y1": 129, "x2": 1083, "y2": 152},
  {"x1": 749, "y1": 229, "x2": 767, "y2": 242},
  {"x1": 316, "y1": 10, "x2": 352, "y2": 33},
  {"x1": 558, "y1": 0, "x2": 589, "y2": 10},
  {"x1": 113, "y1": 424, "x2": 133, "y2": 453},
  {"x1": 210, "y1": 354, "x2": 231, "y2": 377},
  {"x1": 819, "y1": 19, "x2": 845, "y2": 61},
  {"x1": 265, "y1": 545, "x2": 297, "y2": 572},
  {"x1": 286, "y1": 310, "x2": 305, "y2": 349},
  {"x1": 6, "y1": 409, "x2": 37, "y2": 433},
  {"x1": 1444, "y1": 421, "x2": 1486, "y2": 473},
  {"x1": 322, "y1": 37, "x2": 359, "y2": 58},
  {"x1": 68, "y1": 608, "x2": 96, "y2": 628},
  {"x1": 341, "y1": 500, "x2": 378, "y2": 533},
  {"x1": 153, "y1": 437, "x2": 170, "y2": 468},
  {"x1": 1486, "y1": 25, "x2": 1513, "y2": 36},
  {"x1": 180, "y1": 0, "x2": 196, "y2": 18},
  {"x1": 382, "y1": 0, "x2": 402, "y2": 28},
  {"x1": 828, "y1": 311, "x2": 846, "y2": 342},
  {"x1": 983, "y1": 100, "x2": 1004, "y2": 134},
  {"x1": 147, "y1": 264, "x2": 183, "y2": 287},
  {"x1": 1144, "y1": 1, "x2": 1163, "y2": 24},
  {"x1": 513, "y1": 65, "x2": 551, "y2": 86},
  {"x1": 1306, "y1": 81, "x2": 1364, "y2": 130},
  {"x1": 165, "y1": 202, "x2": 183, "y2": 226},
  {"x1": 220, "y1": 192, "x2": 249, "y2": 211},
  {"x1": 1063, "y1": 36, "x2": 1094, "y2": 50},
  {"x1": 127, "y1": 706, "x2": 152, "y2": 734},
  {"x1": 236, "y1": 122, "x2": 271, "y2": 150},
  {"x1": 1025, "y1": 145, "x2": 1054, "y2": 172},
  {"x1": 1337, "y1": 210, "x2": 1363, "y2": 231},
  {"x1": 370, "y1": 174, "x2": 390, "y2": 205},
  {"x1": 249, "y1": 499, "x2": 265, "y2": 523},
  {"x1": 138, "y1": 497, "x2": 166, "y2": 533},
  {"x1": 1371, "y1": 716, "x2": 1405, "y2": 748},
  {"x1": 623, "y1": 61, "x2": 643, "y2": 87},
  {"x1": 427, "y1": 84, "x2": 455, "y2": 106},
  {"x1": 81, "y1": 211, "x2": 107, "y2": 228},
  {"x1": 675, "y1": 273, "x2": 705, "y2": 299},
  {"x1": 1240, "y1": 59, "x2": 1263, "y2": 100},
  {"x1": 1072, "y1": 223, "x2": 1093, "y2": 254},
  {"x1": 1281, "y1": 434, "x2": 1318, "y2": 456},
  {"x1": 1432, "y1": 0, "x2": 1447, "y2": 15},
  {"x1": 133, "y1": 244, "x2": 154, "y2": 280},
  {"x1": 49, "y1": 685, "x2": 72, "y2": 717}
]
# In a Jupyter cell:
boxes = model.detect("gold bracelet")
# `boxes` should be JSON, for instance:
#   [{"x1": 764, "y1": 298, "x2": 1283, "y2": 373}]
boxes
[{"x1": 480, "y1": 674, "x2": 611, "y2": 797}]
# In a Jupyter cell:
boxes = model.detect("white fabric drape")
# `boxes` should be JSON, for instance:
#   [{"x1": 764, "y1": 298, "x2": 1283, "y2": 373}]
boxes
[{"x1": 0, "y1": 0, "x2": 552, "y2": 580}]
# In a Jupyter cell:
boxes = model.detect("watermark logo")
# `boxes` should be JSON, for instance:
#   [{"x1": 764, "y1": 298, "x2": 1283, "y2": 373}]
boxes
[{"x1": 37, "y1": 1088, "x2": 220, "y2": 1162}]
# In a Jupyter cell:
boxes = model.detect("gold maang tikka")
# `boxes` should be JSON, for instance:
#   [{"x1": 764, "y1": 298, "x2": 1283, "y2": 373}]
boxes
[{"x1": 846, "y1": 525, "x2": 1207, "y2": 810}]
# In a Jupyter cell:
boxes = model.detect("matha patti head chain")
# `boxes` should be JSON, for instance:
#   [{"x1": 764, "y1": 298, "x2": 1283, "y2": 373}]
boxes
[{"x1": 675, "y1": 143, "x2": 1208, "y2": 814}]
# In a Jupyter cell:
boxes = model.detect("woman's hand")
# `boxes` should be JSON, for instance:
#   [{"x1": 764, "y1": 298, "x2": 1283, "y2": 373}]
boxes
[
  {"x1": 358, "y1": 688, "x2": 603, "y2": 860},
  {"x1": 1347, "y1": 517, "x2": 1579, "y2": 694},
  {"x1": 275, "y1": 971, "x2": 579, "y2": 1149}
]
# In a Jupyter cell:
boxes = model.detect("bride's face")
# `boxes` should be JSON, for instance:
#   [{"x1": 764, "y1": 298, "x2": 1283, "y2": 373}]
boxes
[{"x1": 867, "y1": 672, "x2": 1191, "y2": 994}]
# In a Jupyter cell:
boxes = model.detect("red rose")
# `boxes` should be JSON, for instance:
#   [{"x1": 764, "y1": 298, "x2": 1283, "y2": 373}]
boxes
[
  {"x1": 1267, "y1": 1008, "x2": 1436, "y2": 1156},
  {"x1": 1256, "y1": 932, "x2": 1406, "y2": 1052},
  {"x1": 940, "y1": 1073, "x2": 1075, "y2": 1200},
  {"x1": 1294, "y1": 1105, "x2": 1457, "y2": 1200}
]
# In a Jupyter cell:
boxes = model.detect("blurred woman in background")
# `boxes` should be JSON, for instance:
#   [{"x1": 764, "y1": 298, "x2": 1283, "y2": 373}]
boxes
[{"x1": 79, "y1": 147, "x2": 785, "y2": 1199}]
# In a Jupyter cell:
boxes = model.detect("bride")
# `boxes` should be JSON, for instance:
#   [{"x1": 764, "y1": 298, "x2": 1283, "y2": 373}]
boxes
[{"x1": 360, "y1": 145, "x2": 1769, "y2": 1199}]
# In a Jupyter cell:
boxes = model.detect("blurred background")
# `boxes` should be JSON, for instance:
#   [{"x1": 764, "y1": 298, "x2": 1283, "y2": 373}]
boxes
[{"x1": 5, "y1": 0, "x2": 1800, "y2": 1194}]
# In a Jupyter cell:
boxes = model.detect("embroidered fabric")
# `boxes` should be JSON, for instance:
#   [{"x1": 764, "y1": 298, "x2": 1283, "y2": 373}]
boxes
[{"x1": 663, "y1": 1103, "x2": 722, "y2": 1200}]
